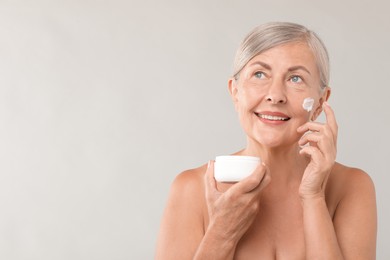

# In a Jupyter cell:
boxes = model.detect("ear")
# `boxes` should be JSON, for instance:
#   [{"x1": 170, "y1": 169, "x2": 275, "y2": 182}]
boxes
[
  {"x1": 228, "y1": 77, "x2": 239, "y2": 109},
  {"x1": 311, "y1": 87, "x2": 331, "y2": 121}
]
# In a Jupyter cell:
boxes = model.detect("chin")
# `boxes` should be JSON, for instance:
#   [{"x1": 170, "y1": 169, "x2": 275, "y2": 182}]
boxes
[
  {"x1": 251, "y1": 128, "x2": 302, "y2": 148},
  {"x1": 260, "y1": 139, "x2": 285, "y2": 148},
  {"x1": 251, "y1": 133, "x2": 286, "y2": 148}
]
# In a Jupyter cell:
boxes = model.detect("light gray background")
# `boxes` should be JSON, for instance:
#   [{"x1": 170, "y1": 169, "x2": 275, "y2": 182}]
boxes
[{"x1": 0, "y1": 0, "x2": 389, "y2": 259}]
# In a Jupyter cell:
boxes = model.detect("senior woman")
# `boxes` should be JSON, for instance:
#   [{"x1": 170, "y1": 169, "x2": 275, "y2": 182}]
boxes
[{"x1": 155, "y1": 22, "x2": 377, "y2": 259}]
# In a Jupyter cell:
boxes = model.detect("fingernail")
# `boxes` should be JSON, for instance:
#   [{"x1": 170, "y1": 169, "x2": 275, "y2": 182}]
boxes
[
  {"x1": 207, "y1": 161, "x2": 211, "y2": 168},
  {"x1": 323, "y1": 101, "x2": 329, "y2": 107}
]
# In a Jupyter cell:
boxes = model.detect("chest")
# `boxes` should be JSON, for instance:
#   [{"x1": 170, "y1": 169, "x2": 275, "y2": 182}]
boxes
[
  {"x1": 203, "y1": 183, "x2": 337, "y2": 259},
  {"x1": 234, "y1": 195, "x2": 306, "y2": 259}
]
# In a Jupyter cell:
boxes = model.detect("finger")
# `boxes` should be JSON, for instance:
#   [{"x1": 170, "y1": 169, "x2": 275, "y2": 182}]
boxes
[
  {"x1": 204, "y1": 160, "x2": 219, "y2": 198},
  {"x1": 299, "y1": 132, "x2": 321, "y2": 146},
  {"x1": 298, "y1": 131, "x2": 334, "y2": 147},
  {"x1": 297, "y1": 122, "x2": 324, "y2": 133},
  {"x1": 229, "y1": 163, "x2": 267, "y2": 194},
  {"x1": 256, "y1": 163, "x2": 271, "y2": 191},
  {"x1": 323, "y1": 102, "x2": 338, "y2": 137},
  {"x1": 299, "y1": 145, "x2": 324, "y2": 160}
]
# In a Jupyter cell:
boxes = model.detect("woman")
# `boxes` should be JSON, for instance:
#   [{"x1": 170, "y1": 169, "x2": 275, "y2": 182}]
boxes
[{"x1": 155, "y1": 22, "x2": 377, "y2": 259}]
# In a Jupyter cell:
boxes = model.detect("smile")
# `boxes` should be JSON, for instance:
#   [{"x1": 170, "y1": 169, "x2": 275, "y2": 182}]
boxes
[{"x1": 255, "y1": 112, "x2": 290, "y2": 121}]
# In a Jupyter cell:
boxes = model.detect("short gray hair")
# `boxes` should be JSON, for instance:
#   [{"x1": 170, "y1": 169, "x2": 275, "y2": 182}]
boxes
[{"x1": 233, "y1": 22, "x2": 330, "y2": 89}]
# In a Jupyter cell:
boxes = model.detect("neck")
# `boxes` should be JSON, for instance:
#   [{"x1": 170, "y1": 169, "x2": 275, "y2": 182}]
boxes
[{"x1": 236, "y1": 138, "x2": 309, "y2": 184}]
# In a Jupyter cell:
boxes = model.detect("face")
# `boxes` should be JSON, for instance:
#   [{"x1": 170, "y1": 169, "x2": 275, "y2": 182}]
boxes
[{"x1": 228, "y1": 42, "x2": 330, "y2": 148}]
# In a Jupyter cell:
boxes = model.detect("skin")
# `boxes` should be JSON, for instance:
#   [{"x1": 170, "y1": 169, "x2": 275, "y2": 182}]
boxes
[{"x1": 155, "y1": 42, "x2": 377, "y2": 259}]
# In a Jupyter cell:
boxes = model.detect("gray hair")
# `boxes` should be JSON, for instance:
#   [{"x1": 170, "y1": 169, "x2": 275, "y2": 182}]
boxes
[{"x1": 233, "y1": 22, "x2": 330, "y2": 89}]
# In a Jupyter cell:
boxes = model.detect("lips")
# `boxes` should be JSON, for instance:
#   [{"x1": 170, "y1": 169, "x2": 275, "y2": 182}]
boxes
[{"x1": 254, "y1": 111, "x2": 291, "y2": 122}]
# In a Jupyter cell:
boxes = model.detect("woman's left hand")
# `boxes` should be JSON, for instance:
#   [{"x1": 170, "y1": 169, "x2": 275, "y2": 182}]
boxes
[{"x1": 297, "y1": 101, "x2": 338, "y2": 199}]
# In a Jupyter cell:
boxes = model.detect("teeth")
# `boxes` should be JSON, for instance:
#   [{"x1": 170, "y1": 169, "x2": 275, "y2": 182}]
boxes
[{"x1": 258, "y1": 114, "x2": 289, "y2": 121}]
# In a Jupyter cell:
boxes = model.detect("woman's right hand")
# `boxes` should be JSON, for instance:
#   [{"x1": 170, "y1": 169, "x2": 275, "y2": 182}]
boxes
[{"x1": 204, "y1": 160, "x2": 271, "y2": 244}]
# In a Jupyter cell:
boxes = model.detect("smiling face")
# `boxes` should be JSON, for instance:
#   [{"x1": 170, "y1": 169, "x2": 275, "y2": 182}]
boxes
[{"x1": 229, "y1": 42, "x2": 330, "y2": 148}]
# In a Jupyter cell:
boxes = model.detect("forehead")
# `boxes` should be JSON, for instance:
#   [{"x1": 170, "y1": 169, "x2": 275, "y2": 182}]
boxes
[{"x1": 246, "y1": 42, "x2": 318, "y2": 73}]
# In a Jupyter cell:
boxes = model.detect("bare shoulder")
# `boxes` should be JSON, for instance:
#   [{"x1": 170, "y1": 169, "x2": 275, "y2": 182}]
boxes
[
  {"x1": 155, "y1": 163, "x2": 209, "y2": 259},
  {"x1": 325, "y1": 162, "x2": 376, "y2": 216},
  {"x1": 171, "y1": 163, "x2": 208, "y2": 195},
  {"x1": 328, "y1": 162, "x2": 375, "y2": 198},
  {"x1": 164, "y1": 163, "x2": 209, "y2": 219},
  {"x1": 328, "y1": 163, "x2": 377, "y2": 259}
]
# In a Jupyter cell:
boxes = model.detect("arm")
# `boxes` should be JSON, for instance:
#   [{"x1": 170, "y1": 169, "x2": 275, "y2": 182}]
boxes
[
  {"x1": 155, "y1": 161, "x2": 270, "y2": 259},
  {"x1": 298, "y1": 102, "x2": 343, "y2": 258},
  {"x1": 193, "y1": 223, "x2": 237, "y2": 260},
  {"x1": 333, "y1": 169, "x2": 377, "y2": 259},
  {"x1": 155, "y1": 169, "x2": 205, "y2": 259},
  {"x1": 297, "y1": 102, "x2": 376, "y2": 259},
  {"x1": 194, "y1": 161, "x2": 270, "y2": 259},
  {"x1": 300, "y1": 169, "x2": 376, "y2": 259},
  {"x1": 301, "y1": 195, "x2": 344, "y2": 259}
]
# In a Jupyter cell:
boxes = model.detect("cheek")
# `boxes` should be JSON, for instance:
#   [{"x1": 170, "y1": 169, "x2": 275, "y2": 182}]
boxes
[
  {"x1": 302, "y1": 97, "x2": 315, "y2": 112},
  {"x1": 298, "y1": 96, "x2": 321, "y2": 122},
  {"x1": 235, "y1": 90, "x2": 262, "y2": 129},
  {"x1": 288, "y1": 95, "x2": 314, "y2": 121},
  {"x1": 294, "y1": 105, "x2": 312, "y2": 123},
  {"x1": 236, "y1": 87, "x2": 263, "y2": 111}
]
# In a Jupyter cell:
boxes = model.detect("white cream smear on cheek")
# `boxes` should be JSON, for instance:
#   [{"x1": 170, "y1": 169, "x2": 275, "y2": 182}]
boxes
[
  {"x1": 300, "y1": 97, "x2": 314, "y2": 148},
  {"x1": 302, "y1": 97, "x2": 315, "y2": 112}
]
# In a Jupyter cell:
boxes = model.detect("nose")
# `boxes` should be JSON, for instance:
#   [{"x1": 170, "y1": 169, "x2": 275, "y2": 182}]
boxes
[{"x1": 265, "y1": 79, "x2": 287, "y2": 104}]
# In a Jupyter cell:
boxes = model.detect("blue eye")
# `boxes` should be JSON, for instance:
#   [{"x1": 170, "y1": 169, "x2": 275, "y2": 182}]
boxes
[
  {"x1": 254, "y1": 71, "x2": 265, "y2": 79},
  {"x1": 290, "y1": 75, "x2": 302, "y2": 83}
]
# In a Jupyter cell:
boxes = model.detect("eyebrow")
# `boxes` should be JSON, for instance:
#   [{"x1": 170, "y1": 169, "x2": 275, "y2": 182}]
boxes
[
  {"x1": 249, "y1": 61, "x2": 311, "y2": 75},
  {"x1": 288, "y1": 66, "x2": 311, "y2": 75},
  {"x1": 249, "y1": 61, "x2": 272, "y2": 70}
]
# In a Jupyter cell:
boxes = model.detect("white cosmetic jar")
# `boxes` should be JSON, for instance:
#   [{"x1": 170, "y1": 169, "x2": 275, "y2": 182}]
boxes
[{"x1": 214, "y1": 156, "x2": 261, "y2": 182}]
